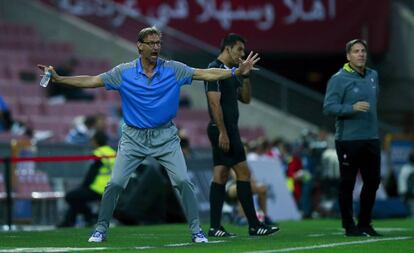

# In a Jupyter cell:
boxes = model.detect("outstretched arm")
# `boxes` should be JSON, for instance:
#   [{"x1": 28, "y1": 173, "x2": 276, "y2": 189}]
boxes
[
  {"x1": 38, "y1": 64, "x2": 104, "y2": 88},
  {"x1": 193, "y1": 51, "x2": 260, "y2": 81}
]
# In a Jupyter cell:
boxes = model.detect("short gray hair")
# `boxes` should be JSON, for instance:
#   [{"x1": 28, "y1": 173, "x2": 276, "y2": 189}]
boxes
[
  {"x1": 345, "y1": 39, "x2": 367, "y2": 53},
  {"x1": 138, "y1": 26, "x2": 161, "y2": 42}
]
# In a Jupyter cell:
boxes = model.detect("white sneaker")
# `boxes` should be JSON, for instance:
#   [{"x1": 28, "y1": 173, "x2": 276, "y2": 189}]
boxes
[
  {"x1": 88, "y1": 231, "x2": 106, "y2": 242},
  {"x1": 191, "y1": 230, "x2": 208, "y2": 243}
]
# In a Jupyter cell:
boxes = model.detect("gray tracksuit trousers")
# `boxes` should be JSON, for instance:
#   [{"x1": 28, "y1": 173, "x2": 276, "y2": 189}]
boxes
[{"x1": 95, "y1": 122, "x2": 201, "y2": 234}]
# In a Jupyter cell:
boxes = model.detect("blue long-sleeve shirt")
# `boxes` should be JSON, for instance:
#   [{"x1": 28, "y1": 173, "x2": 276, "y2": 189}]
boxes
[{"x1": 323, "y1": 63, "x2": 379, "y2": 141}]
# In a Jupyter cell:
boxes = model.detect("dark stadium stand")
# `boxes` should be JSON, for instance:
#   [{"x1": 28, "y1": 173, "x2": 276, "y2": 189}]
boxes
[{"x1": 0, "y1": 20, "x2": 264, "y2": 146}]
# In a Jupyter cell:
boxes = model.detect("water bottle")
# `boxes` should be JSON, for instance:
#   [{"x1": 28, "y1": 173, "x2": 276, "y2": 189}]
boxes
[{"x1": 39, "y1": 69, "x2": 52, "y2": 87}]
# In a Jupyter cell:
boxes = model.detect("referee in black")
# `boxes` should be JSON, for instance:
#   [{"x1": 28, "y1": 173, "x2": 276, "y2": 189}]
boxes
[{"x1": 204, "y1": 34, "x2": 279, "y2": 237}]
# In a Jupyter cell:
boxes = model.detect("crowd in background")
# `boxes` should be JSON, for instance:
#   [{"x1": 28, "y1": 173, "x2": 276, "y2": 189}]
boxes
[
  {"x1": 231, "y1": 129, "x2": 413, "y2": 221},
  {"x1": 2, "y1": 98, "x2": 414, "y2": 224},
  {"x1": 2, "y1": 90, "x2": 414, "y2": 224},
  {"x1": 1, "y1": 62, "x2": 414, "y2": 226}
]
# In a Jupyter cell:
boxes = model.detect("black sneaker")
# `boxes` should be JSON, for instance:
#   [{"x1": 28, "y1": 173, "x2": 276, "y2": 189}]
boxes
[
  {"x1": 264, "y1": 216, "x2": 275, "y2": 225},
  {"x1": 208, "y1": 226, "x2": 236, "y2": 237},
  {"x1": 358, "y1": 225, "x2": 382, "y2": 237},
  {"x1": 249, "y1": 223, "x2": 280, "y2": 236},
  {"x1": 345, "y1": 226, "x2": 368, "y2": 237}
]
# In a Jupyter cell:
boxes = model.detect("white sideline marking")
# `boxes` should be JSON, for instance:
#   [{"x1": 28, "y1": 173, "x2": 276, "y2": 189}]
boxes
[
  {"x1": 307, "y1": 233, "x2": 325, "y2": 237},
  {"x1": 165, "y1": 240, "x2": 226, "y2": 247},
  {"x1": 205, "y1": 240, "x2": 226, "y2": 244},
  {"x1": 134, "y1": 246, "x2": 155, "y2": 250},
  {"x1": 0, "y1": 240, "x2": 226, "y2": 252},
  {"x1": 165, "y1": 243, "x2": 192, "y2": 247},
  {"x1": 376, "y1": 227, "x2": 409, "y2": 232},
  {"x1": 0, "y1": 248, "x2": 107, "y2": 253},
  {"x1": 244, "y1": 236, "x2": 413, "y2": 253}
]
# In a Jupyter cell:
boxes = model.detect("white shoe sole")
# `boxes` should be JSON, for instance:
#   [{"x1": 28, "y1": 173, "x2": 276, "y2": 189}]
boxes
[
  {"x1": 88, "y1": 237, "x2": 105, "y2": 242},
  {"x1": 193, "y1": 239, "x2": 208, "y2": 243}
]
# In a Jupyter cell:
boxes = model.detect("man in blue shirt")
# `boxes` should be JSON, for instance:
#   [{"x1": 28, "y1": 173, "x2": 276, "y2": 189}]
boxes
[{"x1": 38, "y1": 26, "x2": 259, "y2": 243}]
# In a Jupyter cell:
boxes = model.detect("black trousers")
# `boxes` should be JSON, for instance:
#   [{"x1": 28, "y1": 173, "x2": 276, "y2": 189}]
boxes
[{"x1": 335, "y1": 139, "x2": 381, "y2": 229}]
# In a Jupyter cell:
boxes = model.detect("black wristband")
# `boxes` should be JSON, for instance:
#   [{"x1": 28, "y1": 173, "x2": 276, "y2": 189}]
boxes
[{"x1": 242, "y1": 74, "x2": 250, "y2": 78}]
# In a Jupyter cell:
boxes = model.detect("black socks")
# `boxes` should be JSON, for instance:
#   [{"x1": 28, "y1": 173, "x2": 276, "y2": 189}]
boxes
[
  {"x1": 237, "y1": 180, "x2": 260, "y2": 227},
  {"x1": 209, "y1": 182, "x2": 225, "y2": 228}
]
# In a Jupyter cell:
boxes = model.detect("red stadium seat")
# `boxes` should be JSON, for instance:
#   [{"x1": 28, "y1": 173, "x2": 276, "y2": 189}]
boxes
[{"x1": 18, "y1": 97, "x2": 46, "y2": 116}]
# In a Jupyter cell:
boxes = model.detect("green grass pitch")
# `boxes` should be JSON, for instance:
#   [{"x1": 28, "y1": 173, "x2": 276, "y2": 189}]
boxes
[{"x1": 0, "y1": 219, "x2": 413, "y2": 252}]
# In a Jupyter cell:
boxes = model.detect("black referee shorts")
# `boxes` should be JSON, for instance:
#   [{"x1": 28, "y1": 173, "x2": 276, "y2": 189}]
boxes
[{"x1": 207, "y1": 123, "x2": 246, "y2": 167}]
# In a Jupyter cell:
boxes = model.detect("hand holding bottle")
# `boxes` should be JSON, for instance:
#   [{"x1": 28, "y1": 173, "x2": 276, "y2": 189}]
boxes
[
  {"x1": 38, "y1": 65, "x2": 57, "y2": 88},
  {"x1": 39, "y1": 69, "x2": 51, "y2": 87}
]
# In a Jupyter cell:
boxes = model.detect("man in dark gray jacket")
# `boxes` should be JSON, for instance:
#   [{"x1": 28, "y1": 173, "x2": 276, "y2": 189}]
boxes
[{"x1": 323, "y1": 39, "x2": 381, "y2": 237}]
